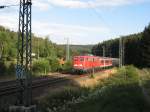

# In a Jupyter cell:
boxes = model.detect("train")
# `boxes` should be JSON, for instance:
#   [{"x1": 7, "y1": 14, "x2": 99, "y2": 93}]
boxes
[{"x1": 72, "y1": 55, "x2": 119, "y2": 73}]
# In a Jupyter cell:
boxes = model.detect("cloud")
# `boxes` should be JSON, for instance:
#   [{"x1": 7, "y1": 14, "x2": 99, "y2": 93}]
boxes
[
  {"x1": 0, "y1": 10, "x2": 110, "y2": 44},
  {"x1": 1, "y1": 0, "x2": 147, "y2": 44},
  {"x1": 33, "y1": 21, "x2": 110, "y2": 38},
  {"x1": 2, "y1": 0, "x2": 148, "y2": 10},
  {"x1": 1, "y1": 0, "x2": 18, "y2": 5},
  {"x1": 1, "y1": 0, "x2": 50, "y2": 11},
  {"x1": 32, "y1": 21, "x2": 110, "y2": 44},
  {"x1": 48, "y1": 0, "x2": 149, "y2": 8},
  {"x1": 0, "y1": 13, "x2": 18, "y2": 31},
  {"x1": 32, "y1": 0, "x2": 50, "y2": 11}
]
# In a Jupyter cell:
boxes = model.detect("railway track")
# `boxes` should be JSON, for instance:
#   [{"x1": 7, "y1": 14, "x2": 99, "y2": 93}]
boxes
[
  {"x1": 0, "y1": 75, "x2": 70, "y2": 96},
  {"x1": 0, "y1": 69, "x2": 111, "y2": 97}
]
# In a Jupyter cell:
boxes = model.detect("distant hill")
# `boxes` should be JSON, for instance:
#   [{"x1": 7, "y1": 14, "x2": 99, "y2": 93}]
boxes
[
  {"x1": 92, "y1": 23, "x2": 150, "y2": 67},
  {"x1": 59, "y1": 44, "x2": 94, "y2": 56},
  {"x1": 0, "y1": 25, "x2": 94, "y2": 60}
]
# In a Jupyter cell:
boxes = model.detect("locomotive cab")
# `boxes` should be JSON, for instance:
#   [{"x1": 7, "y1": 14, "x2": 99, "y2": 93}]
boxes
[
  {"x1": 73, "y1": 55, "x2": 113, "y2": 74},
  {"x1": 73, "y1": 56, "x2": 85, "y2": 70}
]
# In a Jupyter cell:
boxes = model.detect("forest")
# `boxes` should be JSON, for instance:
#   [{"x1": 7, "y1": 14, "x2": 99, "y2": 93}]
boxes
[
  {"x1": 92, "y1": 23, "x2": 150, "y2": 68},
  {"x1": 0, "y1": 26, "x2": 92, "y2": 76},
  {"x1": 0, "y1": 23, "x2": 149, "y2": 76}
]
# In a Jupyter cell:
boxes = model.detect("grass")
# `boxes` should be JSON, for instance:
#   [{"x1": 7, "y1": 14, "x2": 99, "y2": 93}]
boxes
[
  {"x1": 37, "y1": 66, "x2": 150, "y2": 112},
  {"x1": 138, "y1": 68, "x2": 150, "y2": 100}
]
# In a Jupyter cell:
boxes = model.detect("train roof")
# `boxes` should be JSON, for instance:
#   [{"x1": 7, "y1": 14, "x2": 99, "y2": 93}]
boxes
[
  {"x1": 73, "y1": 55, "x2": 113, "y2": 59},
  {"x1": 74, "y1": 55, "x2": 98, "y2": 58}
]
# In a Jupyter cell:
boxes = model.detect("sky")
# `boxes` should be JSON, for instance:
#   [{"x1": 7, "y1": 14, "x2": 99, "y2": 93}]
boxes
[{"x1": 0, "y1": 0, "x2": 150, "y2": 45}]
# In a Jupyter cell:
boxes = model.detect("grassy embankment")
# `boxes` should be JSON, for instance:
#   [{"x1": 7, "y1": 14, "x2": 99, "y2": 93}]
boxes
[
  {"x1": 138, "y1": 68, "x2": 150, "y2": 103},
  {"x1": 37, "y1": 66, "x2": 150, "y2": 112}
]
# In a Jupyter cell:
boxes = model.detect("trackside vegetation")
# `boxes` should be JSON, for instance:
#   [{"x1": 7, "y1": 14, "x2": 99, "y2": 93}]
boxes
[
  {"x1": 92, "y1": 23, "x2": 150, "y2": 68},
  {"x1": 37, "y1": 66, "x2": 150, "y2": 112},
  {"x1": 32, "y1": 59, "x2": 73, "y2": 75},
  {"x1": 0, "y1": 26, "x2": 91, "y2": 77}
]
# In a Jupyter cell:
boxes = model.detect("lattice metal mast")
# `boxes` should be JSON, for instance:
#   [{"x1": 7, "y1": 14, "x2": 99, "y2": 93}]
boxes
[
  {"x1": 17, "y1": 0, "x2": 32, "y2": 106},
  {"x1": 119, "y1": 37, "x2": 124, "y2": 67},
  {"x1": 66, "y1": 38, "x2": 70, "y2": 61}
]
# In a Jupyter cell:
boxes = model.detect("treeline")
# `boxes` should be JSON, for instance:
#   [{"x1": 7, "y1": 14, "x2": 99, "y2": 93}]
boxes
[
  {"x1": 59, "y1": 44, "x2": 93, "y2": 57},
  {"x1": 0, "y1": 26, "x2": 92, "y2": 76},
  {"x1": 0, "y1": 26, "x2": 65, "y2": 60},
  {"x1": 0, "y1": 26, "x2": 92, "y2": 61},
  {"x1": 0, "y1": 26, "x2": 66, "y2": 75},
  {"x1": 92, "y1": 24, "x2": 150, "y2": 67}
]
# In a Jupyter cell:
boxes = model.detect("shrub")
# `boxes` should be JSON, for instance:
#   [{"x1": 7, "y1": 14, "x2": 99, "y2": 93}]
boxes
[
  {"x1": 47, "y1": 57, "x2": 60, "y2": 72},
  {"x1": 38, "y1": 66, "x2": 150, "y2": 112},
  {"x1": 0, "y1": 61, "x2": 7, "y2": 75},
  {"x1": 61, "y1": 61, "x2": 73, "y2": 73},
  {"x1": 7, "y1": 62, "x2": 15, "y2": 75},
  {"x1": 38, "y1": 87, "x2": 89, "y2": 112},
  {"x1": 32, "y1": 59, "x2": 49, "y2": 75}
]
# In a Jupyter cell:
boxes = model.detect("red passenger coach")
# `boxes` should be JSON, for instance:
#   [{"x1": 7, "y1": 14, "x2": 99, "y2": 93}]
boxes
[{"x1": 73, "y1": 55, "x2": 112, "y2": 72}]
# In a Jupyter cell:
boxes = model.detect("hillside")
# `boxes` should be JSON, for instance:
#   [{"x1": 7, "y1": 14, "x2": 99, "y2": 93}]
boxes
[
  {"x1": 0, "y1": 26, "x2": 93, "y2": 76},
  {"x1": 59, "y1": 44, "x2": 93, "y2": 56},
  {"x1": 0, "y1": 26, "x2": 93, "y2": 60},
  {"x1": 0, "y1": 26, "x2": 66, "y2": 76},
  {"x1": 92, "y1": 23, "x2": 150, "y2": 67}
]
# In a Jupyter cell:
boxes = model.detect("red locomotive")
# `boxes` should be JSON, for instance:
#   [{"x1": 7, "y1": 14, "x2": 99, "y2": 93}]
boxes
[{"x1": 73, "y1": 55, "x2": 113, "y2": 73}]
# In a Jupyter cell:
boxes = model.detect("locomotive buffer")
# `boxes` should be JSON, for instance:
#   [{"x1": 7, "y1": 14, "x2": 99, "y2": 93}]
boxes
[{"x1": 9, "y1": 0, "x2": 36, "y2": 112}]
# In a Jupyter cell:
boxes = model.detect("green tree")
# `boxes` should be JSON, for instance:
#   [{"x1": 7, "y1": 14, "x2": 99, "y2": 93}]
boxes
[
  {"x1": 47, "y1": 57, "x2": 60, "y2": 72},
  {"x1": 141, "y1": 24, "x2": 150, "y2": 67},
  {"x1": 32, "y1": 59, "x2": 50, "y2": 75}
]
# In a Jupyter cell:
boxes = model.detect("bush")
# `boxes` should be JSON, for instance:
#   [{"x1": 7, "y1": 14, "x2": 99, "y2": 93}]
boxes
[
  {"x1": 103, "y1": 66, "x2": 139, "y2": 86},
  {"x1": 0, "y1": 61, "x2": 7, "y2": 75},
  {"x1": 32, "y1": 59, "x2": 49, "y2": 75},
  {"x1": 37, "y1": 66, "x2": 150, "y2": 112},
  {"x1": 47, "y1": 57, "x2": 60, "y2": 72},
  {"x1": 7, "y1": 62, "x2": 15, "y2": 75},
  {"x1": 38, "y1": 87, "x2": 89, "y2": 112},
  {"x1": 61, "y1": 61, "x2": 73, "y2": 73}
]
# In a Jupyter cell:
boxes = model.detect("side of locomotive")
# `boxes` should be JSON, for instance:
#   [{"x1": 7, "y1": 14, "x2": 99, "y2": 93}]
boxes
[{"x1": 73, "y1": 55, "x2": 112, "y2": 73}]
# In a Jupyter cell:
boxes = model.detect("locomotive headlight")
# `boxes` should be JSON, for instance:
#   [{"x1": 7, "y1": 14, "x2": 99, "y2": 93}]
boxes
[
  {"x1": 79, "y1": 64, "x2": 83, "y2": 66},
  {"x1": 74, "y1": 64, "x2": 82, "y2": 67}
]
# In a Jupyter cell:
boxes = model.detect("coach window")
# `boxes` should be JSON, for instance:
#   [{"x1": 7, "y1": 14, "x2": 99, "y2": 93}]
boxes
[
  {"x1": 74, "y1": 58, "x2": 78, "y2": 61},
  {"x1": 88, "y1": 58, "x2": 93, "y2": 62},
  {"x1": 80, "y1": 58, "x2": 84, "y2": 61},
  {"x1": 93, "y1": 58, "x2": 95, "y2": 62},
  {"x1": 86, "y1": 58, "x2": 88, "y2": 61},
  {"x1": 106, "y1": 60, "x2": 109, "y2": 64}
]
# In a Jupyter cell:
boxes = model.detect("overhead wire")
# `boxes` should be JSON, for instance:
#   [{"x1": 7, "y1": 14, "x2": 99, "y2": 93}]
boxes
[
  {"x1": 86, "y1": 2, "x2": 112, "y2": 30},
  {"x1": 0, "y1": 4, "x2": 19, "y2": 9}
]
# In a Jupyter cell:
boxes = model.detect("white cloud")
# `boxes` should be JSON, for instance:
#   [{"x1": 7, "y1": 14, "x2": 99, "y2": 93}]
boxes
[
  {"x1": 32, "y1": 21, "x2": 110, "y2": 44},
  {"x1": 0, "y1": 14, "x2": 18, "y2": 31},
  {"x1": 0, "y1": 0, "x2": 148, "y2": 44},
  {"x1": 0, "y1": 11, "x2": 110, "y2": 44},
  {"x1": 2, "y1": 0, "x2": 148, "y2": 10},
  {"x1": 1, "y1": 0, "x2": 50, "y2": 11},
  {"x1": 48, "y1": 0, "x2": 149, "y2": 8},
  {"x1": 1, "y1": 0, "x2": 18, "y2": 5},
  {"x1": 32, "y1": 0, "x2": 50, "y2": 11}
]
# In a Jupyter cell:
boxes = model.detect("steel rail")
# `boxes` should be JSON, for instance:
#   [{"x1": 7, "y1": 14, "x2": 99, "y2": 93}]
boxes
[{"x1": 0, "y1": 76, "x2": 69, "y2": 96}]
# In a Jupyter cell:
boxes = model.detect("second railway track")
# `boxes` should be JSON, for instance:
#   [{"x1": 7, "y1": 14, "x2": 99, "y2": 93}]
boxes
[
  {"x1": 0, "y1": 75, "x2": 70, "y2": 96},
  {"x1": 0, "y1": 69, "x2": 111, "y2": 96}
]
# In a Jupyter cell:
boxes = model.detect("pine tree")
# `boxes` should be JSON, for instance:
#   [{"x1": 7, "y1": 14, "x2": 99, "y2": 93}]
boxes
[{"x1": 141, "y1": 24, "x2": 150, "y2": 67}]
